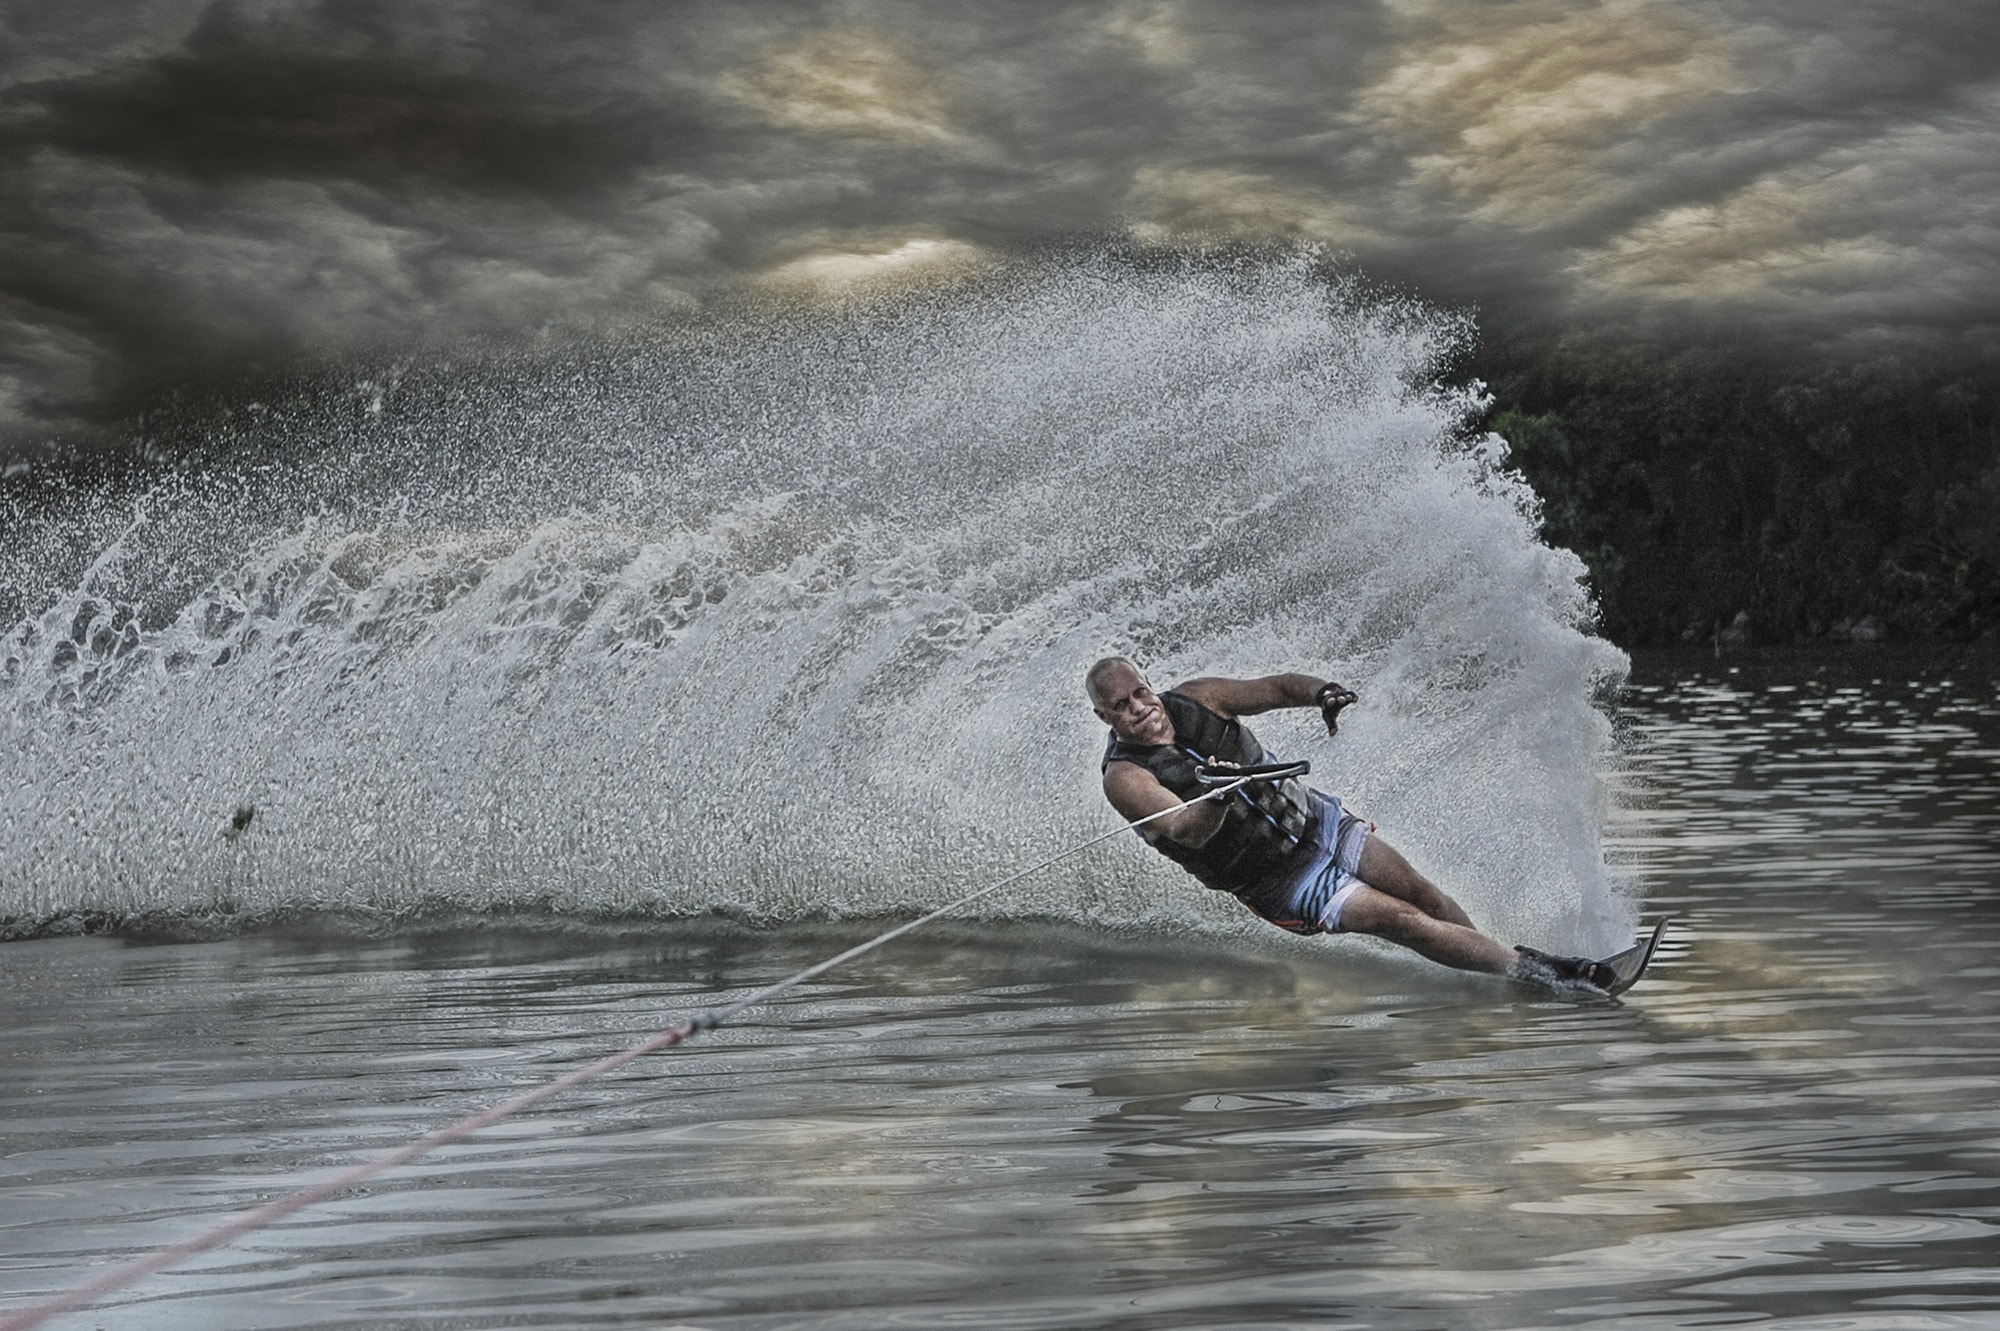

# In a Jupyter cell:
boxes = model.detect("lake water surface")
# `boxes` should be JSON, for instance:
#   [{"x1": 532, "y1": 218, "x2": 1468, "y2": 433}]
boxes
[{"x1": 5, "y1": 649, "x2": 1998, "y2": 1331}]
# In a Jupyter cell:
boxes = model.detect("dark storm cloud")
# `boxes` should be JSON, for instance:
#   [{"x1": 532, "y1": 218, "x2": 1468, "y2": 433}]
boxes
[
  {"x1": 1, "y1": 0, "x2": 1995, "y2": 454},
  {"x1": 19, "y1": 53, "x2": 667, "y2": 194}
]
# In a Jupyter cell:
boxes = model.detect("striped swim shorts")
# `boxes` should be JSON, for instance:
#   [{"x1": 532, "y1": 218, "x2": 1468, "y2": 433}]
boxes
[{"x1": 1235, "y1": 791, "x2": 1373, "y2": 935}]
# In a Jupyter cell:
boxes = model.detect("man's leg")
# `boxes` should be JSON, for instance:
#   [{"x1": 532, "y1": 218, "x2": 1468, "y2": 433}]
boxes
[
  {"x1": 1354, "y1": 836, "x2": 1475, "y2": 929},
  {"x1": 1335, "y1": 884, "x2": 1516, "y2": 974}
]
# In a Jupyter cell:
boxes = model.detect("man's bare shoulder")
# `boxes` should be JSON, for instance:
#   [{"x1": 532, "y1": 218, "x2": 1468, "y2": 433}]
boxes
[
  {"x1": 1102, "y1": 758, "x2": 1178, "y2": 827},
  {"x1": 1102, "y1": 757, "x2": 1157, "y2": 792}
]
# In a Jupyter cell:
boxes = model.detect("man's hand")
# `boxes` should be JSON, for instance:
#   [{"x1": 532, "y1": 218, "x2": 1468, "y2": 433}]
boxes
[{"x1": 1317, "y1": 682, "x2": 1358, "y2": 736}]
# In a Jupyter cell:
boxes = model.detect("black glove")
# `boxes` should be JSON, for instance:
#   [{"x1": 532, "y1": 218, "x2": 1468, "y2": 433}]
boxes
[{"x1": 1316, "y1": 681, "x2": 1358, "y2": 736}]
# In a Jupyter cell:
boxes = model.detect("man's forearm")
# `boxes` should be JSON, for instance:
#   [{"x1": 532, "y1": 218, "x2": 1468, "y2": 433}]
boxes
[
  {"x1": 1263, "y1": 672, "x2": 1328, "y2": 710},
  {"x1": 1227, "y1": 672, "x2": 1328, "y2": 715}
]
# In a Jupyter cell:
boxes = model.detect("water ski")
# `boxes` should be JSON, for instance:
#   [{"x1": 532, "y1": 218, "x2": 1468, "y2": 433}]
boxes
[{"x1": 1594, "y1": 918, "x2": 1670, "y2": 997}]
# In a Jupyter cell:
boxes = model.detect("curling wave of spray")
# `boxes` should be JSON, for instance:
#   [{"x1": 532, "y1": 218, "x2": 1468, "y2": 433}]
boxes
[{"x1": 1, "y1": 254, "x2": 1630, "y2": 948}]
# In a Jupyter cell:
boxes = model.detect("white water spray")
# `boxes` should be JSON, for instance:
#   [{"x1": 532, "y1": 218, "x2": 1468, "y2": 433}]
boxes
[{"x1": 1, "y1": 255, "x2": 1630, "y2": 948}]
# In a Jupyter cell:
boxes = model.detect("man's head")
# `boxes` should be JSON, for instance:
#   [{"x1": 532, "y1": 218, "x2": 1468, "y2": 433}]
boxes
[{"x1": 1085, "y1": 655, "x2": 1173, "y2": 746}]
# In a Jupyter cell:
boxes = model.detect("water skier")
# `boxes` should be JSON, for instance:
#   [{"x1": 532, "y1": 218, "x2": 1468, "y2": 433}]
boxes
[{"x1": 1087, "y1": 656, "x2": 1638, "y2": 993}]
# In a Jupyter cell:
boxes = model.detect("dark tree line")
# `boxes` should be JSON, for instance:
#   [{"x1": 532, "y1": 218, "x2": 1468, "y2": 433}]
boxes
[{"x1": 1463, "y1": 330, "x2": 2000, "y2": 647}]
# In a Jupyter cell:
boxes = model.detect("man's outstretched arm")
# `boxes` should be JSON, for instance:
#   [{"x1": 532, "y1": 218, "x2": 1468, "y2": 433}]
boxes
[{"x1": 1175, "y1": 673, "x2": 1326, "y2": 719}]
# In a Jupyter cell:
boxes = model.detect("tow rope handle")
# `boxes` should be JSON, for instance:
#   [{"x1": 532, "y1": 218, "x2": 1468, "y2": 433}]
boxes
[{"x1": 1194, "y1": 759, "x2": 1309, "y2": 786}]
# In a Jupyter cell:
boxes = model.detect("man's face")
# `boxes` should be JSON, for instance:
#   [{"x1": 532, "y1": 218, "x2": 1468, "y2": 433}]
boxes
[{"x1": 1091, "y1": 665, "x2": 1173, "y2": 746}]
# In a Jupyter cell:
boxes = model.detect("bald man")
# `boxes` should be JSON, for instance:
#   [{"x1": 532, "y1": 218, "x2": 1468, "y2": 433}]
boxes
[{"x1": 1086, "y1": 655, "x2": 1623, "y2": 992}]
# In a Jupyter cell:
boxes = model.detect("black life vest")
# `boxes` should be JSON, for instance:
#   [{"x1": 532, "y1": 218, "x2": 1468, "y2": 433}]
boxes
[{"x1": 1102, "y1": 690, "x2": 1318, "y2": 894}]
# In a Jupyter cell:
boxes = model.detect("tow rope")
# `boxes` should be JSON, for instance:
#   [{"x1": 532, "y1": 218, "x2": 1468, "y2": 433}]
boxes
[{"x1": 0, "y1": 761, "x2": 1305, "y2": 1331}]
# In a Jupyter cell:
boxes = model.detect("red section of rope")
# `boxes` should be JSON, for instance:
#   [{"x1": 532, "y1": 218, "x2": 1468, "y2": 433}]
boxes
[{"x1": 0, "y1": 1019, "x2": 703, "y2": 1331}]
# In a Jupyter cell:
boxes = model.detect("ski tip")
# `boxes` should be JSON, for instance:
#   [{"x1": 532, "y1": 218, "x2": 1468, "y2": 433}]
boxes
[{"x1": 1597, "y1": 917, "x2": 1671, "y2": 998}]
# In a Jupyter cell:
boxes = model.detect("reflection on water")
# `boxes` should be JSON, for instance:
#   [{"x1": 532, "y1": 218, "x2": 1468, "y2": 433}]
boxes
[{"x1": 3, "y1": 652, "x2": 1998, "y2": 1330}]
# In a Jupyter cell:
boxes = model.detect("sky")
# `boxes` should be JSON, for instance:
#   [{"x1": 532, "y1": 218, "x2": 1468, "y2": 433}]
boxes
[{"x1": 2, "y1": 0, "x2": 1996, "y2": 452}]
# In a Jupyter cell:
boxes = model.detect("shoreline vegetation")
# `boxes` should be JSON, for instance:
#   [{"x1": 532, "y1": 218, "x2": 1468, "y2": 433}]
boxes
[{"x1": 1467, "y1": 328, "x2": 2000, "y2": 649}]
